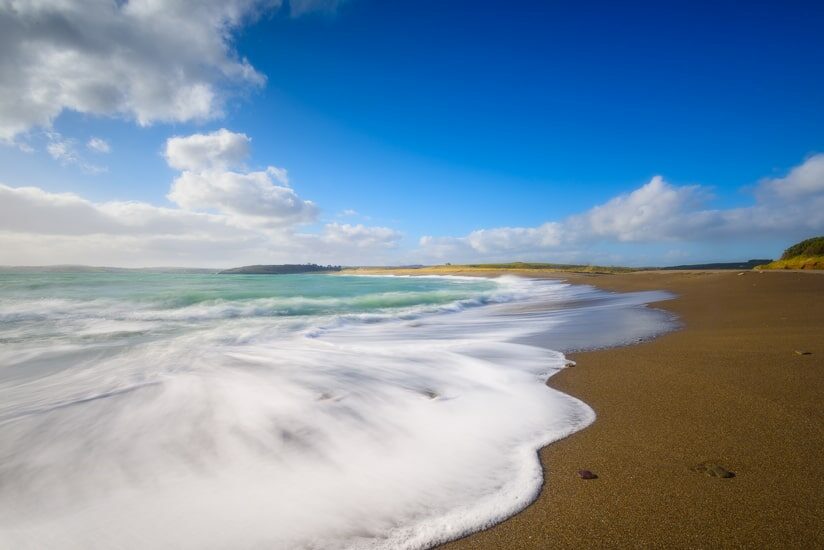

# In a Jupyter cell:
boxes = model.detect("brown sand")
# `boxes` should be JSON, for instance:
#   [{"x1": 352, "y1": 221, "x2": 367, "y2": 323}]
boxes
[
  {"x1": 345, "y1": 269, "x2": 824, "y2": 548},
  {"x1": 433, "y1": 270, "x2": 824, "y2": 549}
]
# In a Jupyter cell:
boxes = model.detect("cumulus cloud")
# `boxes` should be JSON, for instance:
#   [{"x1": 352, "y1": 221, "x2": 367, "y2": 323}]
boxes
[
  {"x1": 165, "y1": 129, "x2": 251, "y2": 171},
  {"x1": 419, "y1": 155, "x2": 824, "y2": 263},
  {"x1": 0, "y1": 0, "x2": 344, "y2": 141},
  {"x1": 0, "y1": 185, "x2": 205, "y2": 265},
  {"x1": 756, "y1": 153, "x2": 824, "y2": 200},
  {"x1": 565, "y1": 176, "x2": 709, "y2": 242},
  {"x1": 0, "y1": 127, "x2": 400, "y2": 267},
  {"x1": 0, "y1": 181, "x2": 401, "y2": 267},
  {"x1": 3, "y1": 126, "x2": 821, "y2": 267},
  {"x1": 0, "y1": 183, "x2": 239, "y2": 237},
  {"x1": 168, "y1": 168, "x2": 317, "y2": 226},
  {"x1": 165, "y1": 129, "x2": 316, "y2": 226}
]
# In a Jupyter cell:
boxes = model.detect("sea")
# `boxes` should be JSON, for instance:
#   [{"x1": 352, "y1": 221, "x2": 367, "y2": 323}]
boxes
[{"x1": 0, "y1": 272, "x2": 674, "y2": 549}]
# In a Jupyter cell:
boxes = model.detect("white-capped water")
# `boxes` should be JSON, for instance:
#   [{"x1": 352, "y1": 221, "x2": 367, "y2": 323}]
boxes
[{"x1": 0, "y1": 273, "x2": 673, "y2": 549}]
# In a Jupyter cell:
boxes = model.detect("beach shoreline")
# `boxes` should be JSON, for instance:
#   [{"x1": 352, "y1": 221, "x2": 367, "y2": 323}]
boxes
[{"x1": 348, "y1": 269, "x2": 824, "y2": 548}]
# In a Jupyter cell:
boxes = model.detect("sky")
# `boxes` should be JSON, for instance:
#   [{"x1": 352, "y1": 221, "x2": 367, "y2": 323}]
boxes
[{"x1": 1, "y1": 0, "x2": 823, "y2": 267}]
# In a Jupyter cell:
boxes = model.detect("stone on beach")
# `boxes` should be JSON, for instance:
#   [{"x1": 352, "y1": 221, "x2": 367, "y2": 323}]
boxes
[
  {"x1": 577, "y1": 469, "x2": 598, "y2": 480},
  {"x1": 794, "y1": 350, "x2": 812, "y2": 355},
  {"x1": 692, "y1": 462, "x2": 735, "y2": 478}
]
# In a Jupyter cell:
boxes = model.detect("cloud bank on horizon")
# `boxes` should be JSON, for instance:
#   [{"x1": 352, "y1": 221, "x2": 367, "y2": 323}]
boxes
[
  {"x1": 0, "y1": 127, "x2": 401, "y2": 267},
  {"x1": 0, "y1": 0, "x2": 823, "y2": 267},
  {"x1": 1, "y1": 143, "x2": 823, "y2": 266},
  {"x1": 420, "y1": 156, "x2": 824, "y2": 264}
]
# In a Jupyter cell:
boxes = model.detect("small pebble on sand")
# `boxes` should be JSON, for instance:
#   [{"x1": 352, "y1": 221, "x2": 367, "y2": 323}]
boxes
[
  {"x1": 692, "y1": 462, "x2": 735, "y2": 478},
  {"x1": 577, "y1": 469, "x2": 598, "y2": 480}
]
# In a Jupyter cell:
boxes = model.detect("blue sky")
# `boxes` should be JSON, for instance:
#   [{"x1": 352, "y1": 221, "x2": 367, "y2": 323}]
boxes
[{"x1": 1, "y1": 0, "x2": 823, "y2": 267}]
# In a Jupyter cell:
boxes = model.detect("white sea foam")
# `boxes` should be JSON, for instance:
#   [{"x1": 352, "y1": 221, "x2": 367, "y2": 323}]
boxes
[{"x1": 0, "y1": 275, "x2": 673, "y2": 549}]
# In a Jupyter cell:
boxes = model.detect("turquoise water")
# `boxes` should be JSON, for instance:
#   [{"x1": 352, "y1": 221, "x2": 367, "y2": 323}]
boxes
[
  {"x1": 0, "y1": 272, "x2": 498, "y2": 316},
  {"x1": 0, "y1": 272, "x2": 672, "y2": 550},
  {"x1": 0, "y1": 273, "x2": 501, "y2": 362}
]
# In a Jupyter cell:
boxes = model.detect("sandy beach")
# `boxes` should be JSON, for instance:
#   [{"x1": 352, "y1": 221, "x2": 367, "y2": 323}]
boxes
[
  {"x1": 435, "y1": 269, "x2": 824, "y2": 549},
  {"x1": 346, "y1": 268, "x2": 824, "y2": 548}
]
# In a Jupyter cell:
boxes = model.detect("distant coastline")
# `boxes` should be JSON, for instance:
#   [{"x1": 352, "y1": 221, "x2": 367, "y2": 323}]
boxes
[
  {"x1": 218, "y1": 263, "x2": 342, "y2": 275},
  {"x1": 342, "y1": 258, "x2": 776, "y2": 277},
  {"x1": 13, "y1": 237, "x2": 824, "y2": 276},
  {"x1": 0, "y1": 259, "x2": 777, "y2": 276}
]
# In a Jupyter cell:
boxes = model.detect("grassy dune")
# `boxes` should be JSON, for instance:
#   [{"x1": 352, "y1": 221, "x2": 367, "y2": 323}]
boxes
[
  {"x1": 757, "y1": 236, "x2": 824, "y2": 270},
  {"x1": 756, "y1": 256, "x2": 824, "y2": 270}
]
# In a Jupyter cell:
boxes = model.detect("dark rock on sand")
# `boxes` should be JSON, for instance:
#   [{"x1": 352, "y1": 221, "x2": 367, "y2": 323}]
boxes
[
  {"x1": 692, "y1": 462, "x2": 735, "y2": 478},
  {"x1": 577, "y1": 469, "x2": 598, "y2": 480}
]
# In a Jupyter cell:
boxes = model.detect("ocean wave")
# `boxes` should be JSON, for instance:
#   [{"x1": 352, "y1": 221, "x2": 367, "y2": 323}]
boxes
[{"x1": 0, "y1": 273, "x2": 673, "y2": 549}]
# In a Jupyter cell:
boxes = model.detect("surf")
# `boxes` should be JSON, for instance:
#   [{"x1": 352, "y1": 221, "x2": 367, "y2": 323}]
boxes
[{"x1": 0, "y1": 272, "x2": 673, "y2": 549}]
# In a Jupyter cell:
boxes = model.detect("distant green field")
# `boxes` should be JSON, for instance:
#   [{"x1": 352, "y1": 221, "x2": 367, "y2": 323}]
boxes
[
  {"x1": 345, "y1": 262, "x2": 636, "y2": 275},
  {"x1": 455, "y1": 262, "x2": 635, "y2": 273}
]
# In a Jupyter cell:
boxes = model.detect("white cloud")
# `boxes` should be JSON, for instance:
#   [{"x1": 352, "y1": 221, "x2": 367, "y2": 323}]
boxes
[
  {"x1": 0, "y1": 0, "x2": 343, "y2": 141},
  {"x1": 319, "y1": 223, "x2": 401, "y2": 248},
  {"x1": 267, "y1": 166, "x2": 290, "y2": 185},
  {"x1": 419, "y1": 155, "x2": 824, "y2": 263},
  {"x1": 46, "y1": 139, "x2": 73, "y2": 163},
  {"x1": 165, "y1": 129, "x2": 251, "y2": 171},
  {"x1": 756, "y1": 153, "x2": 824, "y2": 200},
  {"x1": 565, "y1": 176, "x2": 709, "y2": 242},
  {"x1": 168, "y1": 168, "x2": 317, "y2": 226},
  {"x1": 87, "y1": 137, "x2": 111, "y2": 154},
  {"x1": 466, "y1": 223, "x2": 563, "y2": 254},
  {"x1": 0, "y1": 126, "x2": 399, "y2": 267},
  {"x1": 165, "y1": 129, "x2": 315, "y2": 226},
  {"x1": 0, "y1": 183, "x2": 237, "y2": 237},
  {"x1": 45, "y1": 132, "x2": 106, "y2": 174},
  {"x1": 0, "y1": 181, "x2": 400, "y2": 267},
  {"x1": 3, "y1": 141, "x2": 822, "y2": 267}
]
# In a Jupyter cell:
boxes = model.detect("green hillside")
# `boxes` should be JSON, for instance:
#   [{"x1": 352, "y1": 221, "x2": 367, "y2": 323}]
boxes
[
  {"x1": 780, "y1": 236, "x2": 824, "y2": 259},
  {"x1": 758, "y1": 236, "x2": 824, "y2": 270}
]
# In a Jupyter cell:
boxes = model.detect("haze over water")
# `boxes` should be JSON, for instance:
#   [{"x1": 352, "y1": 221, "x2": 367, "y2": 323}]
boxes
[{"x1": 0, "y1": 272, "x2": 672, "y2": 549}]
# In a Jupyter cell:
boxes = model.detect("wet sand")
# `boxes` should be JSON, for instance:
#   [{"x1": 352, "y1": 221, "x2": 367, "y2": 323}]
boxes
[{"x1": 431, "y1": 269, "x2": 824, "y2": 549}]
